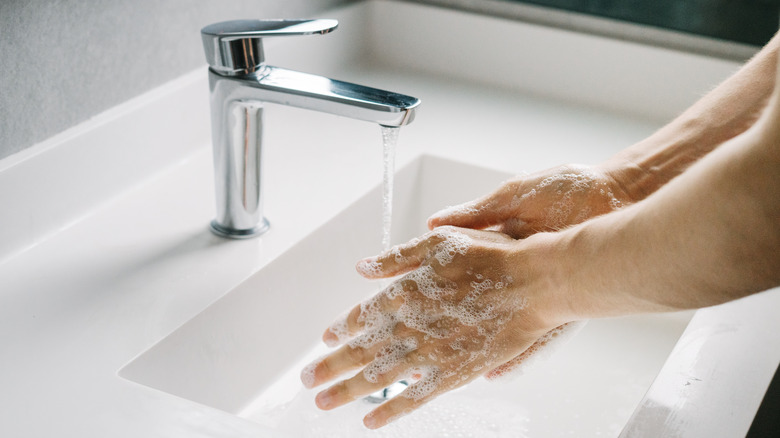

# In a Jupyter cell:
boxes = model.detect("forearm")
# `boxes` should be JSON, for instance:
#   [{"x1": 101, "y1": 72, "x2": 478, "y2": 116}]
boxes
[
  {"x1": 545, "y1": 109, "x2": 780, "y2": 322},
  {"x1": 602, "y1": 32, "x2": 780, "y2": 202}
]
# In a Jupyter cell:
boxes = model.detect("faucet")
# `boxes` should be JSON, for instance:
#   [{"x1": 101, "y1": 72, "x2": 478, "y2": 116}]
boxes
[{"x1": 200, "y1": 19, "x2": 421, "y2": 238}]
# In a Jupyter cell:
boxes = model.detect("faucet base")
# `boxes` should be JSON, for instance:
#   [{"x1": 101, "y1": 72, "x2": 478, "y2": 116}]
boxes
[{"x1": 210, "y1": 218, "x2": 270, "y2": 239}]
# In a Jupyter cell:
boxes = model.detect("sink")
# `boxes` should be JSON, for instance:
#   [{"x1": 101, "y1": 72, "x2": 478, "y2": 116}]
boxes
[{"x1": 120, "y1": 154, "x2": 692, "y2": 436}]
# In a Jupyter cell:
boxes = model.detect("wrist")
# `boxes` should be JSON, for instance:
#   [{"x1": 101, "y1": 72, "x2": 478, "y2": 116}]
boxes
[
  {"x1": 517, "y1": 212, "x2": 657, "y2": 324},
  {"x1": 597, "y1": 157, "x2": 655, "y2": 203},
  {"x1": 600, "y1": 113, "x2": 737, "y2": 203},
  {"x1": 510, "y1": 232, "x2": 582, "y2": 329}
]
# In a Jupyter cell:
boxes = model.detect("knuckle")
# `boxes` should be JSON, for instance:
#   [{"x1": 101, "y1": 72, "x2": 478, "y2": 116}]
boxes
[
  {"x1": 394, "y1": 277, "x2": 418, "y2": 295},
  {"x1": 500, "y1": 181, "x2": 521, "y2": 195},
  {"x1": 333, "y1": 381, "x2": 351, "y2": 399},
  {"x1": 347, "y1": 306, "x2": 362, "y2": 329},
  {"x1": 346, "y1": 345, "x2": 366, "y2": 363},
  {"x1": 319, "y1": 356, "x2": 336, "y2": 379},
  {"x1": 374, "y1": 372, "x2": 396, "y2": 387},
  {"x1": 392, "y1": 322, "x2": 414, "y2": 337},
  {"x1": 405, "y1": 350, "x2": 427, "y2": 366}
]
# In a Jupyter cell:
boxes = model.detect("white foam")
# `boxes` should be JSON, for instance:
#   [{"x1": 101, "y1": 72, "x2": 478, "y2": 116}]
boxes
[
  {"x1": 391, "y1": 246, "x2": 405, "y2": 264},
  {"x1": 300, "y1": 361, "x2": 318, "y2": 389},
  {"x1": 431, "y1": 229, "x2": 472, "y2": 266},
  {"x1": 363, "y1": 338, "x2": 418, "y2": 383},
  {"x1": 344, "y1": 233, "x2": 543, "y2": 411},
  {"x1": 405, "y1": 265, "x2": 457, "y2": 300},
  {"x1": 402, "y1": 366, "x2": 442, "y2": 401},
  {"x1": 433, "y1": 203, "x2": 480, "y2": 218},
  {"x1": 326, "y1": 312, "x2": 352, "y2": 347},
  {"x1": 507, "y1": 166, "x2": 626, "y2": 232},
  {"x1": 356, "y1": 258, "x2": 383, "y2": 277}
]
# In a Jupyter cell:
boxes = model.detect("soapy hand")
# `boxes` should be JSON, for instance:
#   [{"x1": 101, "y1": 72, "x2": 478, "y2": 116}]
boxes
[
  {"x1": 428, "y1": 164, "x2": 632, "y2": 238},
  {"x1": 300, "y1": 227, "x2": 564, "y2": 429},
  {"x1": 427, "y1": 164, "x2": 627, "y2": 387}
]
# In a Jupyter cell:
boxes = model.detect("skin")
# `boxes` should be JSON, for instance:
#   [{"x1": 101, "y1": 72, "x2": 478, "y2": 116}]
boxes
[
  {"x1": 301, "y1": 35, "x2": 780, "y2": 430},
  {"x1": 428, "y1": 30, "x2": 780, "y2": 237}
]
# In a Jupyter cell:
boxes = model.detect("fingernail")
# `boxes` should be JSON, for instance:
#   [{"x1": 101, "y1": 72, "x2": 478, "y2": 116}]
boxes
[
  {"x1": 363, "y1": 412, "x2": 380, "y2": 429},
  {"x1": 356, "y1": 258, "x2": 382, "y2": 277},
  {"x1": 315, "y1": 390, "x2": 334, "y2": 410},
  {"x1": 323, "y1": 331, "x2": 339, "y2": 348}
]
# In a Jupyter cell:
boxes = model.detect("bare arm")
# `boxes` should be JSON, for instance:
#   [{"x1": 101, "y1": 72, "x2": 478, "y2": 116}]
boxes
[
  {"x1": 302, "y1": 37, "x2": 780, "y2": 432},
  {"x1": 541, "y1": 82, "x2": 780, "y2": 322},
  {"x1": 301, "y1": 117, "x2": 780, "y2": 429},
  {"x1": 604, "y1": 32, "x2": 780, "y2": 202},
  {"x1": 429, "y1": 31, "x2": 780, "y2": 238}
]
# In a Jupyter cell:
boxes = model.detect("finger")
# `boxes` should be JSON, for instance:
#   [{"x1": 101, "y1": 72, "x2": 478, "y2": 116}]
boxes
[
  {"x1": 356, "y1": 229, "x2": 460, "y2": 279},
  {"x1": 483, "y1": 346, "x2": 535, "y2": 380},
  {"x1": 322, "y1": 290, "x2": 403, "y2": 347},
  {"x1": 314, "y1": 357, "x2": 409, "y2": 410},
  {"x1": 427, "y1": 178, "x2": 529, "y2": 232},
  {"x1": 301, "y1": 342, "x2": 380, "y2": 389},
  {"x1": 322, "y1": 306, "x2": 361, "y2": 347},
  {"x1": 356, "y1": 243, "x2": 424, "y2": 279},
  {"x1": 362, "y1": 381, "x2": 436, "y2": 429},
  {"x1": 426, "y1": 193, "x2": 507, "y2": 230},
  {"x1": 497, "y1": 217, "x2": 539, "y2": 239}
]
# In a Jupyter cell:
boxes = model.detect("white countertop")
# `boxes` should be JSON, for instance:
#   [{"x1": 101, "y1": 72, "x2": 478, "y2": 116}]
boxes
[{"x1": 1, "y1": 2, "x2": 776, "y2": 436}]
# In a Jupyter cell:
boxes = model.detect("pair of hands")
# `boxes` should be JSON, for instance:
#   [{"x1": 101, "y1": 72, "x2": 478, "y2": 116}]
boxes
[{"x1": 300, "y1": 163, "x2": 633, "y2": 429}]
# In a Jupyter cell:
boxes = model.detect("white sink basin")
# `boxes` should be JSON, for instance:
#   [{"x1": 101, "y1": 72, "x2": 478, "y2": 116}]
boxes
[{"x1": 120, "y1": 155, "x2": 691, "y2": 436}]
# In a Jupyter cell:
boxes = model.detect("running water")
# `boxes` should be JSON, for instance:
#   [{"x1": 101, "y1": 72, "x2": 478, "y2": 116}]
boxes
[
  {"x1": 380, "y1": 126, "x2": 400, "y2": 251},
  {"x1": 366, "y1": 125, "x2": 408, "y2": 404}
]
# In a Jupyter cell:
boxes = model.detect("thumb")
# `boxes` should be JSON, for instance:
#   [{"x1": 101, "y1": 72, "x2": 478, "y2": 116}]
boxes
[{"x1": 427, "y1": 193, "x2": 507, "y2": 230}]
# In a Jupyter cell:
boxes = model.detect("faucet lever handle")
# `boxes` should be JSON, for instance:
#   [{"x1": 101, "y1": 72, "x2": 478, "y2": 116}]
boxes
[{"x1": 201, "y1": 19, "x2": 338, "y2": 75}]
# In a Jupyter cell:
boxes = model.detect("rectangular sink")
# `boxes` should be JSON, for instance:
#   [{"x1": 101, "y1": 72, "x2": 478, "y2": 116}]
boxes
[{"x1": 120, "y1": 154, "x2": 691, "y2": 436}]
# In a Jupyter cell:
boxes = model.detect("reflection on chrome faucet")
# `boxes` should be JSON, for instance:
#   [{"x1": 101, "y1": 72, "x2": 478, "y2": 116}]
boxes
[{"x1": 201, "y1": 19, "x2": 421, "y2": 238}]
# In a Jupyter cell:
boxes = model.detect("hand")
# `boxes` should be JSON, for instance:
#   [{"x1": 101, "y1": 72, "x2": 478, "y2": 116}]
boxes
[
  {"x1": 427, "y1": 164, "x2": 632, "y2": 238},
  {"x1": 426, "y1": 164, "x2": 626, "y2": 392},
  {"x1": 300, "y1": 227, "x2": 567, "y2": 429}
]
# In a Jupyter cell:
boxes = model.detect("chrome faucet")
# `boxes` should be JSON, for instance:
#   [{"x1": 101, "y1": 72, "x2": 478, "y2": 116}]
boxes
[{"x1": 200, "y1": 19, "x2": 421, "y2": 238}]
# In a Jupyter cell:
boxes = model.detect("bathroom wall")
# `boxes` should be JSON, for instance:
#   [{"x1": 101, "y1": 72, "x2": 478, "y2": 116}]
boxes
[
  {"x1": 0, "y1": 0, "x2": 355, "y2": 161},
  {"x1": 396, "y1": 0, "x2": 761, "y2": 62}
]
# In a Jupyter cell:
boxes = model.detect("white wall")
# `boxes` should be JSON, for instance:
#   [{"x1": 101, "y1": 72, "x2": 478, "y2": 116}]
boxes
[{"x1": 0, "y1": 0, "x2": 354, "y2": 160}]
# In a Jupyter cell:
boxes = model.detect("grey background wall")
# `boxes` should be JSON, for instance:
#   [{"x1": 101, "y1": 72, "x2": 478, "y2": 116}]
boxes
[{"x1": 0, "y1": 0, "x2": 355, "y2": 161}]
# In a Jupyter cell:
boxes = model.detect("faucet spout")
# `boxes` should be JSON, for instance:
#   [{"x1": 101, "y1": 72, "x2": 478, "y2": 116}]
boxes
[
  {"x1": 241, "y1": 66, "x2": 420, "y2": 126},
  {"x1": 202, "y1": 19, "x2": 421, "y2": 238}
]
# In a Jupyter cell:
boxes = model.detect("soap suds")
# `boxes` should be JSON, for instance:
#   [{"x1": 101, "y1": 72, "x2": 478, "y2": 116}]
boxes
[
  {"x1": 510, "y1": 166, "x2": 624, "y2": 231},
  {"x1": 338, "y1": 167, "x2": 617, "y2": 411},
  {"x1": 364, "y1": 338, "x2": 418, "y2": 383},
  {"x1": 325, "y1": 311, "x2": 352, "y2": 347},
  {"x1": 301, "y1": 362, "x2": 318, "y2": 389},
  {"x1": 345, "y1": 255, "x2": 531, "y2": 405},
  {"x1": 402, "y1": 366, "x2": 443, "y2": 401},
  {"x1": 356, "y1": 259, "x2": 383, "y2": 278},
  {"x1": 431, "y1": 229, "x2": 472, "y2": 266}
]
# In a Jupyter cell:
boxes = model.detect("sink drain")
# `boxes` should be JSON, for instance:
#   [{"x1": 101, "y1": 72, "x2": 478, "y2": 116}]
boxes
[{"x1": 363, "y1": 380, "x2": 409, "y2": 404}]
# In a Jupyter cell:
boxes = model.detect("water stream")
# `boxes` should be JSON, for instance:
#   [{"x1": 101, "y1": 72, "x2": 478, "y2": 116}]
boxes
[
  {"x1": 367, "y1": 125, "x2": 410, "y2": 404},
  {"x1": 380, "y1": 126, "x2": 400, "y2": 251}
]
